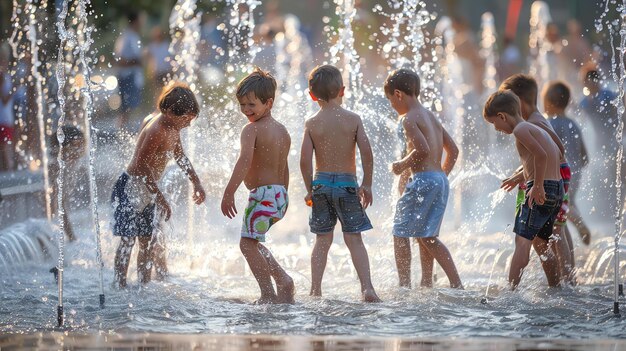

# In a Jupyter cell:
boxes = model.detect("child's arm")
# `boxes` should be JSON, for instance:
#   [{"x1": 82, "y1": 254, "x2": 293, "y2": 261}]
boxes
[
  {"x1": 442, "y1": 127, "x2": 459, "y2": 176},
  {"x1": 392, "y1": 118, "x2": 430, "y2": 175},
  {"x1": 578, "y1": 124, "x2": 590, "y2": 168},
  {"x1": 516, "y1": 126, "x2": 548, "y2": 206},
  {"x1": 356, "y1": 117, "x2": 373, "y2": 208},
  {"x1": 174, "y1": 138, "x2": 206, "y2": 205},
  {"x1": 300, "y1": 124, "x2": 314, "y2": 205},
  {"x1": 221, "y1": 125, "x2": 256, "y2": 218},
  {"x1": 501, "y1": 165, "x2": 525, "y2": 191}
]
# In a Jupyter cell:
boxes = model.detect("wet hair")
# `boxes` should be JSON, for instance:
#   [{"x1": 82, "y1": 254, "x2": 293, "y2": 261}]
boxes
[
  {"x1": 236, "y1": 67, "x2": 277, "y2": 103},
  {"x1": 544, "y1": 81, "x2": 571, "y2": 110},
  {"x1": 308, "y1": 65, "x2": 343, "y2": 102},
  {"x1": 483, "y1": 90, "x2": 521, "y2": 119},
  {"x1": 384, "y1": 68, "x2": 420, "y2": 97},
  {"x1": 499, "y1": 74, "x2": 538, "y2": 106},
  {"x1": 158, "y1": 82, "x2": 200, "y2": 116}
]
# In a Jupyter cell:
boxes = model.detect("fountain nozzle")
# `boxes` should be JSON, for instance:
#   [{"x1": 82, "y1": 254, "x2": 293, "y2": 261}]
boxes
[{"x1": 50, "y1": 267, "x2": 59, "y2": 283}]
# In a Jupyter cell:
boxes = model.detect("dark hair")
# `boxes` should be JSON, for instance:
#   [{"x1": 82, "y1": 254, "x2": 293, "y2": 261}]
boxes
[
  {"x1": 384, "y1": 68, "x2": 420, "y2": 97},
  {"x1": 499, "y1": 74, "x2": 538, "y2": 106},
  {"x1": 236, "y1": 67, "x2": 277, "y2": 103},
  {"x1": 544, "y1": 81, "x2": 571, "y2": 109},
  {"x1": 483, "y1": 90, "x2": 521, "y2": 119},
  {"x1": 308, "y1": 65, "x2": 343, "y2": 102},
  {"x1": 158, "y1": 82, "x2": 200, "y2": 116}
]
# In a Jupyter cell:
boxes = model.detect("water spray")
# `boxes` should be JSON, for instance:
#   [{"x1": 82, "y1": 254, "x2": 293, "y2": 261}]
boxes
[
  {"x1": 54, "y1": 0, "x2": 70, "y2": 327},
  {"x1": 481, "y1": 224, "x2": 511, "y2": 304}
]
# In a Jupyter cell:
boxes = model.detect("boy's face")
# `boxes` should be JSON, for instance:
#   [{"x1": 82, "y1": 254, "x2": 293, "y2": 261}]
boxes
[
  {"x1": 385, "y1": 89, "x2": 407, "y2": 115},
  {"x1": 238, "y1": 93, "x2": 272, "y2": 122},
  {"x1": 485, "y1": 113, "x2": 513, "y2": 134}
]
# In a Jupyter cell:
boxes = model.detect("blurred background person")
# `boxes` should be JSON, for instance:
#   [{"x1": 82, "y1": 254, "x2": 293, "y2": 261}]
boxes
[{"x1": 114, "y1": 11, "x2": 144, "y2": 131}]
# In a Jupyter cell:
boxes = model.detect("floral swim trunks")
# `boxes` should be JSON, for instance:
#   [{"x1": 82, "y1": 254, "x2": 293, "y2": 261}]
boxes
[{"x1": 241, "y1": 185, "x2": 288, "y2": 242}]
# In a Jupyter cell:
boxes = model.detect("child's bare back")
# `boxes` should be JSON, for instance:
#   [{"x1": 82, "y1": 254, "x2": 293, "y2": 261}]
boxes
[
  {"x1": 244, "y1": 116, "x2": 290, "y2": 189},
  {"x1": 305, "y1": 106, "x2": 362, "y2": 173},
  {"x1": 402, "y1": 105, "x2": 445, "y2": 173}
]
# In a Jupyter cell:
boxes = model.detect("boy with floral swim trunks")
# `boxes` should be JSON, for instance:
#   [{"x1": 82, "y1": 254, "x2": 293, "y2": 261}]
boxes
[{"x1": 221, "y1": 67, "x2": 295, "y2": 304}]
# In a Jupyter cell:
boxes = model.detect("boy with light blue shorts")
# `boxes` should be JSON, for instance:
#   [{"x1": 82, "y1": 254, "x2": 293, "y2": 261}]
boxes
[{"x1": 385, "y1": 68, "x2": 463, "y2": 289}]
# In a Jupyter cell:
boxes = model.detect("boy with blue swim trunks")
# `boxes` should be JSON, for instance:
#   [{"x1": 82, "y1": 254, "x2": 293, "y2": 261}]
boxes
[
  {"x1": 112, "y1": 82, "x2": 206, "y2": 288},
  {"x1": 483, "y1": 90, "x2": 563, "y2": 290},
  {"x1": 300, "y1": 64, "x2": 381, "y2": 302},
  {"x1": 221, "y1": 68, "x2": 294, "y2": 304},
  {"x1": 384, "y1": 68, "x2": 463, "y2": 289}
]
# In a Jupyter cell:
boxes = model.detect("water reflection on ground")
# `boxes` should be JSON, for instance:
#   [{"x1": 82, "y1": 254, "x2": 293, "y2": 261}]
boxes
[{"x1": 1, "y1": 333, "x2": 626, "y2": 351}]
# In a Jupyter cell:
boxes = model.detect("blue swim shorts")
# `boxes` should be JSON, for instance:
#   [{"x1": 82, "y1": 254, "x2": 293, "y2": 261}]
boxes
[
  {"x1": 513, "y1": 179, "x2": 563, "y2": 241},
  {"x1": 309, "y1": 172, "x2": 373, "y2": 234},
  {"x1": 111, "y1": 172, "x2": 155, "y2": 237},
  {"x1": 393, "y1": 171, "x2": 449, "y2": 238}
]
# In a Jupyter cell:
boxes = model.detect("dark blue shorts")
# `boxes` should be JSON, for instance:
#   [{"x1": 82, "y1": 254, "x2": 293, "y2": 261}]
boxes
[
  {"x1": 513, "y1": 180, "x2": 563, "y2": 241},
  {"x1": 111, "y1": 173, "x2": 155, "y2": 237},
  {"x1": 309, "y1": 172, "x2": 372, "y2": 234}
]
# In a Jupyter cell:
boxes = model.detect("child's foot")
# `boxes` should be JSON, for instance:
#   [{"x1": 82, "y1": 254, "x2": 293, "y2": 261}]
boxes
[
  {"x1": 253, "y1": 295, "x2": 276, "y2": 304},
  {"x1": 276, "y1": 275, "x2": 295, "y2": 304},
  {"x1": 362, "y1": 288, "x2": 382, "y2": 303}
]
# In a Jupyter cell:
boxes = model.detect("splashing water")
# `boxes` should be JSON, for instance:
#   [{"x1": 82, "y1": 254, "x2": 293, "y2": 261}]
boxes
[{"x1": 528, "y1": 1, "x2": 551, "y2": 92}]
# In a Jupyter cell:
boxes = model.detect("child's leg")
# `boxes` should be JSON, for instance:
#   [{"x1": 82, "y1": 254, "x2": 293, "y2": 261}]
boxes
[
  {"x1": 417, "y1": 238, "x2": 463, "y2": 289},
  {"x1": 509, "y1": 236, "x2": 534, "y2": 290},
  {"x1": 563, "y1": 225, "x2": 576, "y2": 269},
  {"x1": 417, "y1": 239, "x2": 434, "y2": 287},
  {"x1": 394, "y1": 236, "x2": 411, "y2": 288},
  {"x1": 531, "y1": 238, "x2": 561, "y2": 287},
  {"x1": 344, "y1": 232, "x2": 381, "y2": 302},
  {"x1": 310, "y1": 233, "x2": 333, "y2": 296},
  {"x1": 114, "y1": 236, "x2": 136, "y2": 288},
  {"x1": 550, "y1": 226, "x2": 575, "y2": 284},
  {"x1": 137, "y1": 236, "x2": 153, "y2": 284},
  {"x1": 240, "y1": 237, "x2": 276, "y2": 303},
  {"x1": 150, "y1": 233, "x2": 168, "y2": 281},
  {"x1": 567, "y1": 199, "x2": 591, "y2": 245},
  {"x1": 258, "y1": 244, "x2": 294, "y2": 304}
]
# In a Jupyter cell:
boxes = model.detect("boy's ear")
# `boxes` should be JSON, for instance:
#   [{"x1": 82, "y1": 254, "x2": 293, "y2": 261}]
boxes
[
  {"x1": 497, "y1": 112, "x2": 507, "y2": 120},
  {"x1": 339, "y1": 86, "x2": 345, "y2": 97},
  {"x1": 308, "y1": 90, "x2": 318, "y2": 101},
  {"x1": 394, "y1": 89, "x2": 403, "y2": 100},
  {"x1": 266, "y1": 97, "x2": 274, "y2": 109}
]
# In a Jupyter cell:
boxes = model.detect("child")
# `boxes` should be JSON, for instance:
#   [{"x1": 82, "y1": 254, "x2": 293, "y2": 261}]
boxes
[
  {"x1": 499, "y1": 74, "x2": 573, "y2": 285},
  {"x1": 384, "y1": 68, "x2": 463, "y2": 289},
  {"x1": 221, "y1": 68, "x2": 295, "y2": 304},
  {"x1": 49, "y1": 125, "x2": 86, "y2": 242},
  {"x1": 544, "y1": 81, "x2": 591, "y2": 245},
  {"x1": 483, "y1": 90, "x2": 563, "y2": 290},
  {"x1": 112, "y1": 82, "x2": 206, "y2": 288},
  {"x1": 300, "y1": 64, "x2": 381, "y2": 302}
]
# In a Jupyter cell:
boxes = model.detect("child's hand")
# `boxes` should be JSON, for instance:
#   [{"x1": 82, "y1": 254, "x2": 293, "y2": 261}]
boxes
[
  {"x1": 221, "y1": 193, "x2": 237, "y2": 219},
  {"x1": 193, "y1": 184, "x2": 206, "y2": 204},
  {"x1": 156, "y1": 194, "x2": 172, "y2": 221},
  {"x1": 501, "y1": 173, "x2": 523, "y2": 192},
  {"x1": 390, "y1": 161, "x2": 404, "y2": 175},
  {"x1": 359, "y1": 186, "x2": 373, "y2": 209},
  {"x1": 304, "y1": 192, "x2": 313, "y2": 207},
  {"x1": 527, "y1": 185, "x2": 546, "y2": 206}
]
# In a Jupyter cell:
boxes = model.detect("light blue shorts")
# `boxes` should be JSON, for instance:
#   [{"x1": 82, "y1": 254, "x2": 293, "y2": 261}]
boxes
[{"x1": 392, "y1": 171, "x2": 449, "y2": 238}]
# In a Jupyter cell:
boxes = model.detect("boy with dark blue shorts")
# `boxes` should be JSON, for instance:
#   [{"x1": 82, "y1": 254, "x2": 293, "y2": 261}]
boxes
[
  {"x1": 112, "y1": 82, "x2": 206, "y2": 288},
  {"x1": 300, "y1": 65, "x2": 380, "y2": 302},
  {"x1": 483, "y1": 90, "x2": 563, "y2": 290}
]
